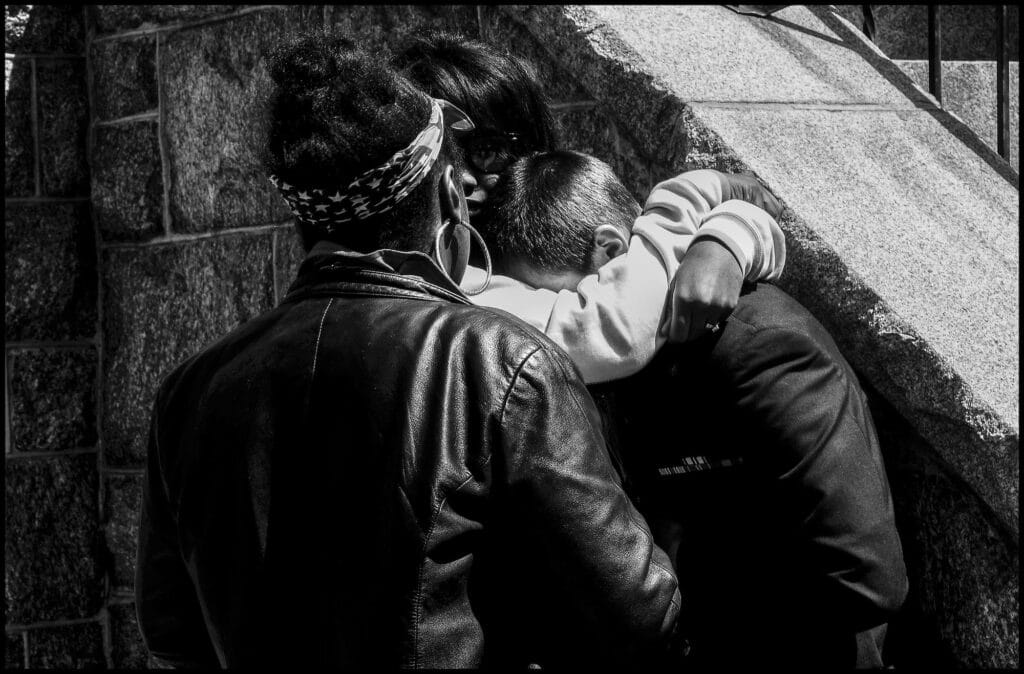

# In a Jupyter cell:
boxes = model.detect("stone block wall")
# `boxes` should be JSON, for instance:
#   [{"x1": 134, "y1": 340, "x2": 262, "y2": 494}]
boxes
[
  {"x1": 5, "y1": 5, "x2": 107, "y2": 669},
  {"x1": 4, "y1": 4, "x2": 1017, "y2": 669}
]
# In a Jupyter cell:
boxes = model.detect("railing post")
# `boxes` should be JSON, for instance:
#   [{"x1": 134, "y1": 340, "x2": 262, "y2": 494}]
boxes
[
  {"x1": 862, "y1": 5, "x2": 876, "y2": 43},
  {"x1": 996, "y1": 5, "x2": 1009, "y2": 160},
  {"x1": 928, "y1": 5, "x2": 942, "y2": 104}
]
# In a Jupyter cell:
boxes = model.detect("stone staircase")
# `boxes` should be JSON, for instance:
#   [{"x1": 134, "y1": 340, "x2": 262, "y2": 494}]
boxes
[{"x1": 895, "y1": 60, "x2": 1019, "y2": 172}]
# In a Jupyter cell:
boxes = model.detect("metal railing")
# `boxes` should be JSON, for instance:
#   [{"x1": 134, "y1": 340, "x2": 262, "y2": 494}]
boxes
[{"x1": 726, "y1": 5, "x2": 1014, "y2": 162}]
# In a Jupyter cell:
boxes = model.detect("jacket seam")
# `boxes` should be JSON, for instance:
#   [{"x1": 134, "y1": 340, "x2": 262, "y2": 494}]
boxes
[
  {"x1": 497, "y1": 344, "x2": 545, "y2": 429},
  {"x1": 310, "y1": 298, "x2": 335, "y2": 381},
  {"x1": 412, "y1": 471, "x2": 476, "y2": 667}
]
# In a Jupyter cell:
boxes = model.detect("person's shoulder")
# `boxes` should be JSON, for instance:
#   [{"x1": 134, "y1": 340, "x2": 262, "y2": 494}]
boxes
[
  {"x1": 728, "y1": 282, "x2": 825, "y2": 335},
  {"x1": 718, "y1": 282, "x2": 847, "y2": 364},
  {"x1": 155, "y1": 304, "x2": 287, "y2": 410},
  {"x1": 441, "y1": 300, "x2": 574, "y2": 368}
]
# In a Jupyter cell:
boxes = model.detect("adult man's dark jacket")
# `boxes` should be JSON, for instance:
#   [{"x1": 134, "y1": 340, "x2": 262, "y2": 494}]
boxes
[
  {"x1": 136, "y1": 243, "x2": 681, "y2": 669},
  {"x1": 611, "y1": 282, "x2": 908, "y2": 668}
]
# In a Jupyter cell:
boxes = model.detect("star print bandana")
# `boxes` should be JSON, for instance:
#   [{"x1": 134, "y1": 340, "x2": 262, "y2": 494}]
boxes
[{"x1": 268, "y1": 98, "x2": 474, "y2": 232}]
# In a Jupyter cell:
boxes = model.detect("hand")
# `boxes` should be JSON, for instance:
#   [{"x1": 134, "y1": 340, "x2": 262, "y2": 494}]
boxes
[
  {"x1": 660, "y1": 239, "x2": 743, "y2": 343},
  {"x1": 720, "y1": 171, "x2": 785, "y2": 220}
]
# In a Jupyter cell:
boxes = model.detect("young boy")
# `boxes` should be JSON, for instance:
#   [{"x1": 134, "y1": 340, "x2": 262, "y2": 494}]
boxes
[
  {"x1": 460, "y1": 151, "x2": 786, "y2": 383},
  {"x1": 467, "y1": 150, "x2": 906, "y2": 668}
]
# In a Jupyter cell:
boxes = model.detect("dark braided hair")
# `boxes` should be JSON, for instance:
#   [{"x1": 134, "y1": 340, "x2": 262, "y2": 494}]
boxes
[{"x1": 262, "y1": 32, "x2": 464, "y2": 252}]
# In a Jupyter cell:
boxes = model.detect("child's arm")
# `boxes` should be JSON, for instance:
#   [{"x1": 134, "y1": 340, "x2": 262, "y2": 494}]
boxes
[{"x1": 465, "y1": 171, "x2": 786, "y2": 384}]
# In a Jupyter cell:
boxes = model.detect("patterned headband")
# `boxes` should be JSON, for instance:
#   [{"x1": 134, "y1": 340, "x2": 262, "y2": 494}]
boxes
[{"x1": 268, "y1": 98, "x2": 473, "y2": 233}]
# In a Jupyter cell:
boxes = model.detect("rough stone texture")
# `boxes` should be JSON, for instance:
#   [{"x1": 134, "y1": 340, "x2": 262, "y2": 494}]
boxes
[
  {"x1": 274, "y1": 227, "x2": 307, "y2": 303},
  {"x1": 8, "y1": 348, "x2": 98, "y2": 453},
  {"x1": 5, "y1": 632, "x2": 25, "y2": 669},
  {"x1": 330, "y1": 5, "x2": 478, "y2": 60},
  {"x1": 91, "y1": 122, "x2": 164, "y2": 242},
  {"x1": 5, "y1": 202, "x2": 97, "y2": 342},
  {"x1": 90, "y1": 5, "x2": 240, "y2": 35},
  {"x1": 36, "y1": 58, "x2": 90, "y2": 197},
  {"x1": 479, "y1": 7, "x2": 592, "y2": 104},
  {"x1": 897, "y1": 60, "x2": 1020, "y2": 173},
  {"x1": 556, "y1": 104, "x2": 651, "y2": 202},
  {"x1": 102, "y1": 232, "x2": 276, "y2": 466},
  {"x1": 8, "y1": 5, "x2": 85, "y2": 54},
  {"x1": 104, "y1": 473, "x2": 142, "y2": 590},
  {"x1": 4, "y1": 454, "x2": 103, "y2": 624},
  {"x1": 833, "y1": 5, "x2": 1019, "y2": 61},
  {"x1": 588, "y1": 5, "x2": 929, "y2": 109},
  {"x1": 162, "y1": 8, "x2": 321, "y2": 234},
  {"x1": 869, "y1": 392, "x2": 1019, "y2": 669},
  {"x1": 110, "y1": 602, "x2": 148, "y2": 669},
  {"x1": 25, "y1": 622, "x2": 105, "y2": 669},
  {"x1": 90, "y1": 36, "x2": 158, "y2": 121},
  {"x1": 4, "y1": 57, "x2": 34, "y2": 197}
]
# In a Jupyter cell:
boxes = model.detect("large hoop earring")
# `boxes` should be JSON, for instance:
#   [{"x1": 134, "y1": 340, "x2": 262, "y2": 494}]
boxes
[{"x1": 434, "y1": 219, "x2": 493, "y2": 296}]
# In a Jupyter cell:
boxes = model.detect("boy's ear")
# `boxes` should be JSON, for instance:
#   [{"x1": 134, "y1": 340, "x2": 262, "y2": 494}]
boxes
[{"x1": 592, "y1": 224, "x2": 630, "y2": 266}]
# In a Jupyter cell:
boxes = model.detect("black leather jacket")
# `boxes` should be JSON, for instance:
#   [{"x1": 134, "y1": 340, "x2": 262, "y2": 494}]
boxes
[{"x1": 136, "y1": 242, "x2": 680, "y2": 669}]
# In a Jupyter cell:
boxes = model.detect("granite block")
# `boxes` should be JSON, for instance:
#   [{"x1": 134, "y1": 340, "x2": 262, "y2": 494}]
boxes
[
  {"x1": 8, "y1": 348, "x2": 98, "y2": 453},
  {"x1": 869, "y1": 393, "x2": 1019, "y2": 669},
  {"x1": 8, "y1": 5, "x2": 84, "y2": 54},
  {"x1": 480, "y1": 7, "x2": 591, "y2": 105},
  {"x1": 36, "y1": 58, "x2": 90, "y2": 197},
  {"x1": 5, "y1": 632, "x2": 25, "y2": 669},
  {"x1": 104, "y1": 474, "x2": 142, "y2": 590},
  {"x1": 90, "y1": 36, "x2": 158, "y2": 121},
  {"x1": 161, "y1": 9, "x2": 313, "y2": 234},
  {"x1": 4, "y1": 454, "x2": 103, "y2": 624},
  {"x1": 585, "y1": 5, "x2": 925, "y2": 108},
  {"x1": 331, "y1": 5, "x2": 478, "y2": 60},
  {"x1": 90, "y1": 5, "x2": 239, "y2": 34},
  {"x1": 91, "y1": 122, "x2": 164, "y2": 242},
  {"x1": 556, "y1": 105, "x2": 651, "y2": 203},
  {"x1": 109, "y1": 603, "x2": 148, "y2": 669},
  {"x1": 4, "y1": 57, "x2": 34, "y2": 197},
  {"x1": 4, "y1": 202, "x2": 97, "y2": 342},
  {"x1": 499, "y1": 5, "x2": 694, "y2": 165},
  {"x1": 101, "y1": 232, "x2": 276, "y2": 466},
  {"x1": 25, "y1": 622, "x2": 105, "y2": 669}
]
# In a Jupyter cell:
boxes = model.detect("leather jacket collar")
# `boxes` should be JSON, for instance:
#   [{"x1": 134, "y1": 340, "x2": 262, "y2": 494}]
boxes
[{"x1": 284, "y1": 239, "x2": 472, "y2": 306}]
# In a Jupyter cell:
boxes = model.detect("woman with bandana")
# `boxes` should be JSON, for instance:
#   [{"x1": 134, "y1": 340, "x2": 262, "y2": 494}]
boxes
[{"x1": 135, "y1": 33, "x2": 681, "y2": 669}]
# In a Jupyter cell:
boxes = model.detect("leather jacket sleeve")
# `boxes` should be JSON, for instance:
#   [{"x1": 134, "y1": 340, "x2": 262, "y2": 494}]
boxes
[
  {"x1": 136, "y1": 402, "x2": 220, "y2": 668},
  {"x1": 496, "y1": 343, "x2": 682, "y2": 663},
  {"x1": 718, "y1": 312, "x2": 909, "y2": 632}
]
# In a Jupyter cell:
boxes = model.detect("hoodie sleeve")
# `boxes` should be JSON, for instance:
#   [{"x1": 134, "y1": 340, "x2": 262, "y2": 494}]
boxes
[{"x1": 462, "y1": 170, "x2": 787, "y2": 383}]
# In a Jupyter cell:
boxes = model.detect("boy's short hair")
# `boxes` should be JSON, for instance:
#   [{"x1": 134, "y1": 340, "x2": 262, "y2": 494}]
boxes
[{"x1": 482, "y1": 151, "x2": 641, "y2": 275}]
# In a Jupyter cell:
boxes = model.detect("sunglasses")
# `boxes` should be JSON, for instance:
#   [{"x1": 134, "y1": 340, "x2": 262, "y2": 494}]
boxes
[{"x1": 463, "y1": 130, "x2": 525, "y2": 175}]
